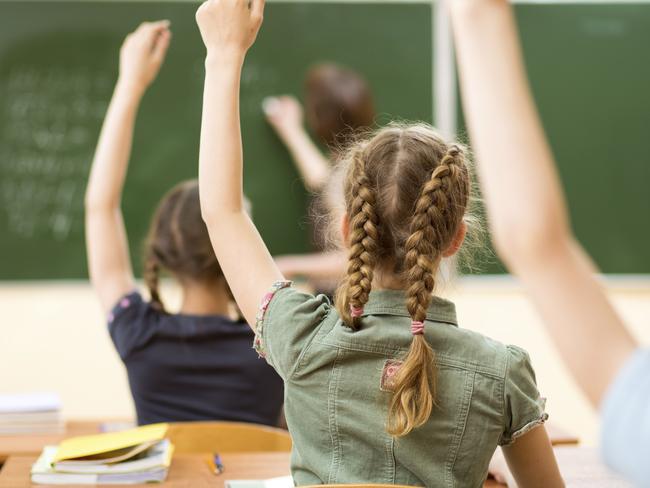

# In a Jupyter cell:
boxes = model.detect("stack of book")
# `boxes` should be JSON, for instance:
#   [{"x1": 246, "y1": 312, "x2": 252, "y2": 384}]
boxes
[
  {"x1": 31, "y1": 423, "x2": 173, "y2": 485},
  {"x1": 0, "y1": 392, "x2": 63, "y2": 435}
]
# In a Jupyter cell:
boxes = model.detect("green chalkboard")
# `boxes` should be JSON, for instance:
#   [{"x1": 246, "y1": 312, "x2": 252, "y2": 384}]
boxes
[
  {"x1": 458, "y1": 3, "x2": 650, "y2": 274},
  {"x1": 0, "y1": 1, "x2": 433, "y2": 280}
]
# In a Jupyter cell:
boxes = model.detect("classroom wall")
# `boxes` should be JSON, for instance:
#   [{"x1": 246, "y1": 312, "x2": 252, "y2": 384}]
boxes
[{"x1": 1, "y1": 277, "x2": 648, "y2": 446}]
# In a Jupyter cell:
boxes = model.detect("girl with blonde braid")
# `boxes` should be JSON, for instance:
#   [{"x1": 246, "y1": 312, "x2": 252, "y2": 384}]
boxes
[{"x1": 195, "y1": 0, "x2": 562, "y2": 485}]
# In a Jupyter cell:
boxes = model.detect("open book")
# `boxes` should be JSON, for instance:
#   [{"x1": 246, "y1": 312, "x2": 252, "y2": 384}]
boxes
[{"x1": 53, "y1": 423, "x2": 167, "y2": 462}]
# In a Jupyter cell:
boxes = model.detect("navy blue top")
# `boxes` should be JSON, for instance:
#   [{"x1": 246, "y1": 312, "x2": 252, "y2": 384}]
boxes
[{"x1": 108, "y1": 291, "x2": 284, "y2": 427}]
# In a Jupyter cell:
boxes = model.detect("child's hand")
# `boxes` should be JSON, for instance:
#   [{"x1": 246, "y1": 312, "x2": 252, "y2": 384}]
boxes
[
  {"x1": 263, "y1": 96, "x2": 304, "y2": 136},
  {"x1": 195, "y1": 0, "x2": 265, "y2": 60},
  {"x1": 118, "y1": 21, "x2": 171, "y2": 95}
]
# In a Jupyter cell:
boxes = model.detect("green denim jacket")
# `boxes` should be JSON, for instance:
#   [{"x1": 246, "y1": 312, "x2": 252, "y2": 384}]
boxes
[{"x1": 255, "y1": 284, "x2": 547, "y2": 488}]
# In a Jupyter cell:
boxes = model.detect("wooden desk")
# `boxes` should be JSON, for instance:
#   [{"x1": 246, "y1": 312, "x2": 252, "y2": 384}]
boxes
[
  {"x1": 0, "y1": 452, "x2": 290, "y2": 488},
  {"x1": 0, "y1": 448, "x2": 631, "y2": 488}
]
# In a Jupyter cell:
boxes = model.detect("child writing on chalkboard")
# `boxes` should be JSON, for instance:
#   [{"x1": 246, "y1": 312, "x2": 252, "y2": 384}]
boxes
[
  {"x1": 84, "y1": 21, "x2": 283, "y2": 426},
  {"x1": 449, "y1": 0, "x2": 648, "y2": 484},
  {"x1": 264, "y1": 64, "x2": 375, "y2": 289},
  {"x1": 264, "y1": 63, "x2": 375, "y2": 193},
  {"x1": 194, "y1": 1, "x2": 562, "y2": 485}
]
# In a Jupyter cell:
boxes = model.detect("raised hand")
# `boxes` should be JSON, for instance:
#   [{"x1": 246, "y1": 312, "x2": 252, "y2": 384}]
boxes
[
  {"x1": 262, "y1": 94, "x2": 330, "y2": 191},
  {"x1": 118, "y1": 21, "x2": 171, "y2": 95},
  {"x1": 86, "y1": 20, "x2": 171, "y2": 314},
  {"x1": 263, "y1": 96, "x2": 304, "y2": 137},
  {"x1": 195, "y1": 0, "x2": 282, "y2": 328},
  {"x1": 196, "y1": 0, "x2": 265, "y2": 59}
]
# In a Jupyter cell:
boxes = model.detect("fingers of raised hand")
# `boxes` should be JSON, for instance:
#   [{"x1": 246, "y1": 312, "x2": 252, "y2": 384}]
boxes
[
  {"x1": 251, "y1": 0, "x2": 265, "y2": 23},
  {"x1": 132, "y1": 20, "x2": 170, "y2": 46},
  {"x1": 196, "y1": 0, "x2": 264, "y2": 27},
  {"x1": 151, "y1": 29, "x2": 172, "y2": 65}
]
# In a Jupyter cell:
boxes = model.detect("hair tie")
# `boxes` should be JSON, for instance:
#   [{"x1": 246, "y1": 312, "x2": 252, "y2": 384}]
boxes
[
  {"x1": 350, "y1": 306, "x2": 364, "y2": 318},
  {"x1": 411, "y1": 320, "x2": 425, "y2": 335}
]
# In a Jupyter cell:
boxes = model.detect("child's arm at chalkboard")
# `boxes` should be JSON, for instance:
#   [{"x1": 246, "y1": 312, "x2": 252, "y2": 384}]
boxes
[
  {"x1": 449, "y1": 0, "x2": 636, "y2": 406},
  {"x1": 276, "y1": 250, "x2": 346, "y2": 282},
  {"x1": 263, "y1": 96, "x2": 331, "y2": 191},
  {"x1": 84, "y1": 21, "x2": 171, "y2": 314},
  {"x1": 196, "y1": 0, "x2": 284, "y2": 328}
]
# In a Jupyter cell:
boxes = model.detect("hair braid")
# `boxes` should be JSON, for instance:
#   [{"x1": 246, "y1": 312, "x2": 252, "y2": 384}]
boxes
[
  {"x1": 387, "y1": 144, "x2": 469, "y2": 437},
  {"x1": 336, "y1": 147, "x2": 379, "y2": 329},
  {"x1": 144, "y1": 255, "x2": 165, "y2": 313}
]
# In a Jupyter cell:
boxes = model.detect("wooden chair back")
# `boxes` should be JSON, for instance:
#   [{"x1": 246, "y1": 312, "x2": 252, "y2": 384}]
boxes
[{"x1": 167, "y1": 421, "x2": 292, "y2": 454}]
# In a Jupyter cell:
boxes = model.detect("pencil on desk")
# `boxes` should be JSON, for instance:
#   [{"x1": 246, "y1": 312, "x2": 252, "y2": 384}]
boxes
[
  {"x1": 206, "y1": 453, "x2": 224, "y2": 475},
  {"x1": 214, "y1": 453, "x2": 224, "y2": 474},
  {"x1": 206, "y1": 455, "x2": 217, "y2": 474}
]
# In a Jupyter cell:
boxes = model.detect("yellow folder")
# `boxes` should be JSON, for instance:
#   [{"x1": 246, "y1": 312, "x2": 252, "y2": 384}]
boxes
[{"x1": 53, "y1": 423, "x2": 168, "y2": 463}]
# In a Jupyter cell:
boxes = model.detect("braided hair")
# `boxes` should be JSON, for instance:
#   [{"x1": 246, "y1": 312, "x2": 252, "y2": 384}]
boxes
[
  {"x1": 333, "y1": 125, "x2": 471, "y2": 437},
  {"x1": 335, "y1": 145, "x2": 379, "y2": 329}
]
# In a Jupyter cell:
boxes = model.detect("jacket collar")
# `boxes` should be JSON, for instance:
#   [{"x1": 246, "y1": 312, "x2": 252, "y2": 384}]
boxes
[{"x1": 360, "y1": 289, "x2": 458, "y2": 326}]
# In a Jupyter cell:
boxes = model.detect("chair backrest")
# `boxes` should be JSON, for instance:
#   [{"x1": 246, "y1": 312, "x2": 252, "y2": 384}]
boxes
[{"x1": 167, "y1": 421, "x2": 292, "y2": 454}]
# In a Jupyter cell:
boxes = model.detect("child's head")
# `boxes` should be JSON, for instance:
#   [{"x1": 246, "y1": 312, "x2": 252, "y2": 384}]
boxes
[
  {"x1": 143, "y1": 180, "x2": 230, "y2": 312},
  {"x1": 332, "y1": 124, "x2": 471, "y2": 437},
  {"x1": 304, "y1": 63, "x2": 375, "y2": 148}
]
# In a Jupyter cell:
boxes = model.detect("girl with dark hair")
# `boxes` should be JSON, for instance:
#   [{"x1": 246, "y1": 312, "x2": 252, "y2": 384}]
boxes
[{"x1": 84, "y1": 21, "x2": 283, "y2": 426}]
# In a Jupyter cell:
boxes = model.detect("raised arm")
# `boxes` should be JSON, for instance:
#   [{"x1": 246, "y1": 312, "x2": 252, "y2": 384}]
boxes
[
  {"x1": 263, "y1": 95, "x2": 331, "y2": 191},
  {"x1": 196, "y1": 0, "x2": 283, "y2": 327},
  {"x1": 84, "y1": 21, "x2": 171, "y2": 313},
  {"x1": 449, "y1": 0, "x2": 636, "y2": 406}
]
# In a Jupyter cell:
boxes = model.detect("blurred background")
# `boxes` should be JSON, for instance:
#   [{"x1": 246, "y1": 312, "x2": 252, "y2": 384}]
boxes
[{"x1": 1, "y1": 0, "x2": 649, "y2": 445}]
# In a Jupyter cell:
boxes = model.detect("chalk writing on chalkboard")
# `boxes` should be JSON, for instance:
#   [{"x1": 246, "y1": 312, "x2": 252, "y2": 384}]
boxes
[{"x1": 0, "y1": 67, "x2": 111, "y2": 241}]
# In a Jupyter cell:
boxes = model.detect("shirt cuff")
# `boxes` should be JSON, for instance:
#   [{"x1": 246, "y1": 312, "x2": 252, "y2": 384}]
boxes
[
  {"x1": 107, "y1": 290, "x2": 141, "y2": 325},
  {"x1": 253, "y1": 281, "x2": 293, "y2": 358}
]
